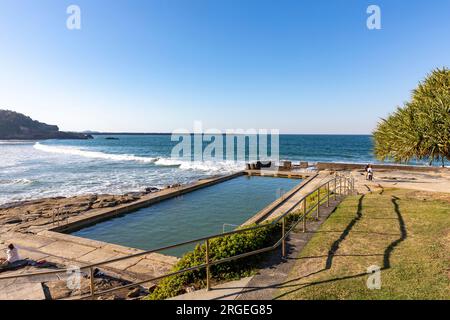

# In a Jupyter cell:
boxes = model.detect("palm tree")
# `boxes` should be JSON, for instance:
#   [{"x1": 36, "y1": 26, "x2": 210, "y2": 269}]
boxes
[{"x1": 373, "y1": 67, "x2": 450, "y2": 167}]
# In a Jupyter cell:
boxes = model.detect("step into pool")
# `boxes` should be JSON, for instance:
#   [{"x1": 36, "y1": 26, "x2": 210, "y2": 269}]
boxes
[{"x1": 71, "y1": 175, "x2": 301, "y2": 257}]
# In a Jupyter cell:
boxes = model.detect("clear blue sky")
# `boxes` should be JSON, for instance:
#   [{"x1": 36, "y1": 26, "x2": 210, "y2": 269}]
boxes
[{"x1": 0, "y1": 0, "x2": 449, "y2": 134}]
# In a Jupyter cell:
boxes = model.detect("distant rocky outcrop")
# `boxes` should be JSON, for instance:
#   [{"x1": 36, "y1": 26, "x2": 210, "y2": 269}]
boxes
[{"x1": 0, "y1": 109, "x2": 93, "y2": 140}]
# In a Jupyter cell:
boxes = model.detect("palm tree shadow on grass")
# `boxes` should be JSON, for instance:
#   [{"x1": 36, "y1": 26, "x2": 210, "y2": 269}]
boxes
[
  {"x1": 383, "y1": 196, "x2": 407, "y2": 269},
  {"x1": 271, "y1": 195, "x2": 407, "y2": 300},
  {"x1": 325, "y1": 195, "x2": 365, "y2": 270}
]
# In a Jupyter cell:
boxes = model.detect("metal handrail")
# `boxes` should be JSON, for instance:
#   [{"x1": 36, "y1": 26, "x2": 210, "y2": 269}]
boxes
[{"x1": 0, "y1": 174, "x2": 355, "y2": 300}]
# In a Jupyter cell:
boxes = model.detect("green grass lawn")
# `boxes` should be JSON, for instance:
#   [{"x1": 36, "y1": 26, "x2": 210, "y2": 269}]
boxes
[{"x1": 276, "y1": 188, "x2": 450, "y2": 300}]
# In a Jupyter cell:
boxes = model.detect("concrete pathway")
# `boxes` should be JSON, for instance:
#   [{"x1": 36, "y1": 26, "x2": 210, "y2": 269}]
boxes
[
  {"x1": 169, "y1": 277, "x2": 254, "y2": 300},
  {"x1": 350, "y1": 168, "x2": 450, "y2": 194},
  {"x1": 0, "y1": 282, "x2": 46, "y2": 300}
]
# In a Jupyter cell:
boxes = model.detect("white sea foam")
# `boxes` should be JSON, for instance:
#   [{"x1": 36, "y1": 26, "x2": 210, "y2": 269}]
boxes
[
  {"x1": 34, "y1": 142, "x2": 158, "y2": 163},
  {"x1": 155, "y1": 158, "x2": 245, "y2": 172},
  {"x1": 0, "y1": 178, "x2": 34, "y2": 185},
  {"x1": 33, "y1": 143, "x2": 245, "y2": 173},
  {"x1": 0, "y1": 141, "x2": 33, "y2": 145}
]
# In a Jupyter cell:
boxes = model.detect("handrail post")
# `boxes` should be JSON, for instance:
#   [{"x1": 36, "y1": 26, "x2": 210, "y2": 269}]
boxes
[
  {"x1": 282, "y1": 217, "x2": 286, "y2": 258},
  {"x1": 334, "y1": 176, "x2": 337, "y2": 200},
  {"x1": 206, "y1": 239, "x2": 211, "y2": 291},
  {"x1": 303, "y1": 198, "x2": 307, "y2": 233},
  {"x1": 326, "y1": 181, "x2": 330, "y2": 207},
  {"x1": 89, "y1": 266, "x2": 95, "y2": 299},
  {"x1": 351, "y1": 178, "x2": 353, "y2": 193},
  {"x1": 339, "y1": 175, "x2": 342, "y2": 195},
  {"x1": 316, "y1": 188, "x2": 320, "y2": 220},
  {"x1": 353, "y1": 177, "x2": 355, "y2": 193}
]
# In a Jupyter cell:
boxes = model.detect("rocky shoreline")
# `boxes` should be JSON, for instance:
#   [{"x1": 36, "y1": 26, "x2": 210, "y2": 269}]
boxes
[
  {"x1": 0, "y1": 192, "x2": 154, "y2": 234},
  {"x1": 0, "y1": 183, "x2": 186, "y2": 235}
]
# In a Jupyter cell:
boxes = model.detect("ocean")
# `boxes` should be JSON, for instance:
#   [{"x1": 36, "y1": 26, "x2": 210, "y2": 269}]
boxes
[{"x1": 0, "y1": 134, "x2": 414, "y2": 205}]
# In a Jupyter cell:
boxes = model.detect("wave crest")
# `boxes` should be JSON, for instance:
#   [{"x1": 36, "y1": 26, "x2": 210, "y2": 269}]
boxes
[
  {"x1": 34, "y1": 143, "x2": 158, "y2": 163},
  {"x1": 154, "y1": 158, "x2": 245, "y2": 172},
  {"x1": 0, "y1": 178, "x2": 34, "y2": 186},
  {"x1": 33, "y1": 143, "x2": 245, "y2": 172}
]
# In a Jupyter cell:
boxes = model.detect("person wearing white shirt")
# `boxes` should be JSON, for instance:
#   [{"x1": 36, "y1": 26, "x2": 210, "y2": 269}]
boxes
[
  {"x1": 7, "y1": 244, "x2": 20, "y2": 263},
  {"x1": 1, "y1": 244, "x2": 20, "y2": 267},
  {"x1": 367, "y1": 166, "x2": 374, "y2": 181}
]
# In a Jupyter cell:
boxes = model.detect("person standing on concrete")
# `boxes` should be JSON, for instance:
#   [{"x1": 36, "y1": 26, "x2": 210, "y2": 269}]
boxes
[{"x1": 367, "y1": 165, "x2": 374, "y2": 181}]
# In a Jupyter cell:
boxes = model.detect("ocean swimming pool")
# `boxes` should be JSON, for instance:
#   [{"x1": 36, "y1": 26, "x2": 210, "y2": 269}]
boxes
[{"x1": 71, "y1": 176, "x2": 301, "y2": 256}]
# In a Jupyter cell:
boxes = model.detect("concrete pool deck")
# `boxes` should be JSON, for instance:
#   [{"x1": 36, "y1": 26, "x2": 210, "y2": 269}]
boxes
[{"x1": 0, "y1": 170, "x2": 315, "y2": 298}]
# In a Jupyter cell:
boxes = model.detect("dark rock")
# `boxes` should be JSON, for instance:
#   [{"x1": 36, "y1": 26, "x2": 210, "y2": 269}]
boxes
[
  {"x1": 0, "y1": 109, "x2": 93, "y2": 140},
  {"x1": 147, "y1": 284, "x2": 157, "y2": 293},
  {"x1": 4, "y1": 217, "x2": 22, "y2": 224},
  {"x1": 127, "y1": 287, "x2": 141, "y2": 298},
  {"x1": 145, "y1": 187, "x2": 160, "y2": 193}
]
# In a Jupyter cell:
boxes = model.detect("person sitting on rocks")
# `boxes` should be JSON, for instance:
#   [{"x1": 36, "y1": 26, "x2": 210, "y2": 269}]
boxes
[{"x1": 0, "y1": 244, "x2": 21, "y2": 268}]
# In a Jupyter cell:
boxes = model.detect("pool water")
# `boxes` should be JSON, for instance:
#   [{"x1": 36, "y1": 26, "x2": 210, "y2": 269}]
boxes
[{"x1": 71, "y1": 176, "x2": 301, "y2": 256}]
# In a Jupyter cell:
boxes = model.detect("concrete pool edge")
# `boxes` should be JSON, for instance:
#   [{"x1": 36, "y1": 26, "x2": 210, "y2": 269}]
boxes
[{"x1": 26, "y1": 170, "x2": 315, "y2": 278}]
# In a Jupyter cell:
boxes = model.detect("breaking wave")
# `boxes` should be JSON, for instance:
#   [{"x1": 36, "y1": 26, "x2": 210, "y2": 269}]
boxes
[
  {"x1": 0, "y1": 178, "x2": 34, "y2": 185},
  {"x1": 33, "y1": 143, "x2": 245, "y2": 172},
  {"x1": 34, "y1": 143, "x2": 158, "y2": 163},
  {"x1": 154, "y1": 158, "x2": 245, "y2": 172}
]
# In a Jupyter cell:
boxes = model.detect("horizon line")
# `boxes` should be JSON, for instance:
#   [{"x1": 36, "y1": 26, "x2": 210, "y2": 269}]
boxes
[{"x1": 84, "y1": 132, "x2": 373, "y2": 136}]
